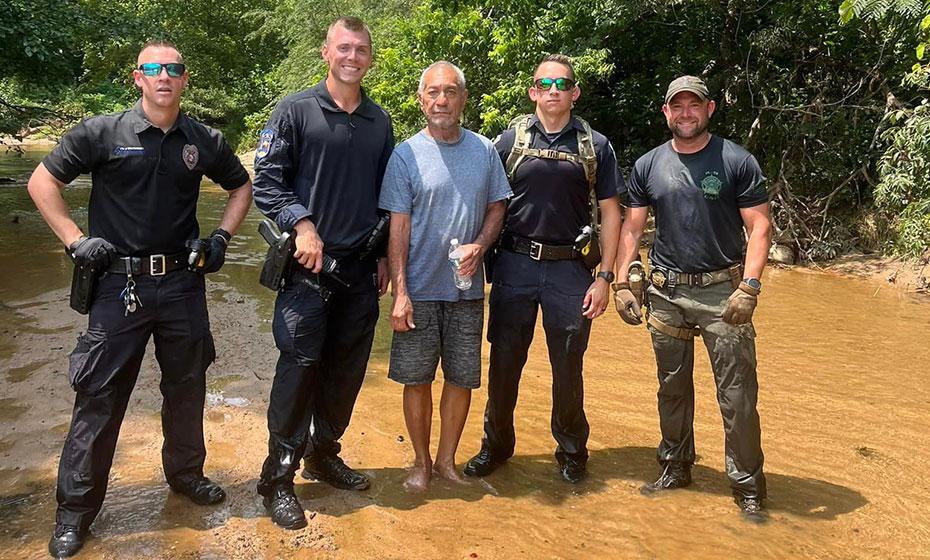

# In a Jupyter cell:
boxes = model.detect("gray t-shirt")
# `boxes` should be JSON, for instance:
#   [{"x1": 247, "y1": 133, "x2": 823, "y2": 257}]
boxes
[
  {"x1": 628, "y1": 135, "x2": 768, "y2": 272},
  {"x1": 379, "y1": 129, "x2": 512, "y2": 301}
]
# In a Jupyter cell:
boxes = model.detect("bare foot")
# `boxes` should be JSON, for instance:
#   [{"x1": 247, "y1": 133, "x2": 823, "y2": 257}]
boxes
[
  {"x1": 403, "y1": 462, "x2": 431, "y2": 492},
  {"x1": 432, "y1": 461, "x2": 467, "y2": 484}
]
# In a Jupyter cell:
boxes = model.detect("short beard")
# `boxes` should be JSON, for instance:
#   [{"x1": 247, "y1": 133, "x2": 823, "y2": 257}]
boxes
[{"x1": 669, "y1": 120, "x2": 709, "y2": 141}]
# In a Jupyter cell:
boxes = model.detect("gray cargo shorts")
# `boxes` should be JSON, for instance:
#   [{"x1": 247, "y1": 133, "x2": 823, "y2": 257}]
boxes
[{"x1": 388, "y1": 299, "x2": 484, "y2": 389}]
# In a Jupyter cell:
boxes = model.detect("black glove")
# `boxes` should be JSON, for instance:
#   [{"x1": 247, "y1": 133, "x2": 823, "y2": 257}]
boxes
[
  {"x1": 69, "y1": 236, "x2": 116, "y2": 269},
  {"x1": 201, "y1": 228, "x2": 231, "y2": 274}
]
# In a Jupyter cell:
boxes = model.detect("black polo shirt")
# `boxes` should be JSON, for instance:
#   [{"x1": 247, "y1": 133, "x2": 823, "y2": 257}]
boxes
[
  {"x1": 43, "y1": 101, "x2": 249, "y2": 256},
  {"x1": 494, "y1": 115, "x2": 624, "y2": 245},
  {"x1": 627, "y1": 135, "x2": 769, "y2": 272},
  {"x1": 252, "y1": 80, "x2": 395, "y2": 258}
]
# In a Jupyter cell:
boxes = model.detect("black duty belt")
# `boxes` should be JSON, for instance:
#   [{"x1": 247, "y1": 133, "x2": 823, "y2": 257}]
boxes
[
  {"x1": 107, "y1": 252, "x2": 188, "y2": 276},
  {"x1": 649, "y1": 264, "x2": 741, "y2": 289},
  {"x1": 501, "y1": 233, "x2": 576, "y2": 261}
]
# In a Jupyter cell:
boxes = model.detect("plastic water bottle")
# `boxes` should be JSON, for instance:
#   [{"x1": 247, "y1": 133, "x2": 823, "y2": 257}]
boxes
[{"x1": 448, "y1": 238, "x2": 472, "y2": 290}]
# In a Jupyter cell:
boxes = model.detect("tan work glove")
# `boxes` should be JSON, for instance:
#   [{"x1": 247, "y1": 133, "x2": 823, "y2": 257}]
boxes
[
  {"x1": 612, "y1": 282, "x2": 643, "y2": 325},
  {"x1": 721, "y1": 281, "x2": 760, "y2": 325}
]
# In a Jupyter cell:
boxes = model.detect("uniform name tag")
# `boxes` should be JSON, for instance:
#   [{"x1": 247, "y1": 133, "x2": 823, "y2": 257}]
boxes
[{"x1": 112, "y1": 146, "x2": 146, "y2": 157}]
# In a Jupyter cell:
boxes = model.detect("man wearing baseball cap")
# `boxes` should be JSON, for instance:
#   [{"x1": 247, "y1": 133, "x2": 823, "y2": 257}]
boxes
[{"x1": 614, "y1": 75, "x2": 772, "y2": 521}]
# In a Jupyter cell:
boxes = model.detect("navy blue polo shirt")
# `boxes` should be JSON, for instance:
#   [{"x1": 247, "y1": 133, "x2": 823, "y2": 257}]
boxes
[
  {"x1": 494, "y1": 115, "x2": 624, "y2": 245},
  {"x1": 252, "y1": 80, "x2": 395, "y2": 258},
  {"x1": 42, "y1": 101, "x2": 250, "y2": 256}
]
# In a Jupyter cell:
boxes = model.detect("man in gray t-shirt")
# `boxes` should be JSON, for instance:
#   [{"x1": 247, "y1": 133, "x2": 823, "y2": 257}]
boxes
[{"x1": 379, "y1": 61, "x2": 511, "y2": 491}]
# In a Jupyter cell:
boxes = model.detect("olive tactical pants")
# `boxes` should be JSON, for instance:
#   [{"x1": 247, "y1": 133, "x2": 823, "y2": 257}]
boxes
[{"x1": 646, "y1": 281, "x2": 766, "y2": 499}]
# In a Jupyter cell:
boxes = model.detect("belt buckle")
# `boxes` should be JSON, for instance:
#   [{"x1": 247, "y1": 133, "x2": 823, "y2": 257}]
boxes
[
  {"x1": 149, "y1": 254, "x2": 166, "y2": 276},
  {"x1": 529, "y1": 241, "x2": 543, "y2": 261},
  {"x1": 699, "y1": 272, "x2": 713, "y2": 286}
]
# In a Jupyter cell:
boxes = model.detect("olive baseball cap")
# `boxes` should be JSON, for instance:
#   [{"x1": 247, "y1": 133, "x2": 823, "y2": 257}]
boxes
[{"x1": 664, "y1": 75, "x2": 710, "y2": 104}]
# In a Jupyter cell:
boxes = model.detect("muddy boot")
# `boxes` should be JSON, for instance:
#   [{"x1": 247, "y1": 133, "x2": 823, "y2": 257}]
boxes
[
  {"x1": 169, "y1": 474, "x2": 226, "y2": 505},
  {"x1": 301, "y1": 453, "x2": 370, "y2": 491},
  {"x1": 463, "y1": 448, "x2": 506, "y2": 477},
  {"x1": 263, "y1": 486, "x2": 307, "y2": 530},
  {"x1": 735, "y1": 494, "x2": 768, "y2": 524},
  {"x1": 640, "y1": 461, "x2": 692, "y2": 495},
  {"x1": 48, "y1": 525, "x2": 85, "y2": 558}
]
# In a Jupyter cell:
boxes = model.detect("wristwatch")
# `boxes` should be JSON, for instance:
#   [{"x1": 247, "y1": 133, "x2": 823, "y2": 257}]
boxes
[
  {"x1": 596, "y1": 271, "x2": 615, "y2": 283},
  {"x1": 742, "y1": 277, "x2": 762, "y2": 293}
]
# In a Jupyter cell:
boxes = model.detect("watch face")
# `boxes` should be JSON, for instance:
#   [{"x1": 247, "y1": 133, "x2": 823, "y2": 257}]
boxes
[
  {"x1": 745, "y1": 278, "x2": 762, "y2": 290},
  {"x1": 598, "y1": 271, "x2": 615, "y2": 283}
]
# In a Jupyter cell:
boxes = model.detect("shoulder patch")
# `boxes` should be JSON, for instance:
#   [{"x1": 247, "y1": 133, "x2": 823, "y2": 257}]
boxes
[{"x1": 256, "y1": 129, "x2": 274, "y2": 159}]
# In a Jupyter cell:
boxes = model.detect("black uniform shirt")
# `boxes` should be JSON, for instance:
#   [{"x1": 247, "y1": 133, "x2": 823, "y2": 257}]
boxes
[
  {"x1": 627, "y1": 135, "x2": 768, "y2": 273},
  {"x1": 252, "y1": 80, "x2": 395, "y2": 258},
  {"x1": 42, "y1": 101, "x2": 249, "y2": 256},
  {"x1": 494, "y1": 115, "x2": 623, "y2": 245}
]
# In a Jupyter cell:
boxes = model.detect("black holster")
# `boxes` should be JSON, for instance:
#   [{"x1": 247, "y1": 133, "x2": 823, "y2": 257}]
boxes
[
  {"x1": 69, "y1": 260, "x2": 100, "y2": 314},
  {"x1": 484, "y1": 242, "x2": 501, "y2": 284}
]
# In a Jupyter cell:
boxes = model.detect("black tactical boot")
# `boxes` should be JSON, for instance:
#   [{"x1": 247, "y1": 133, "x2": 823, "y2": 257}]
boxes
[
  {"x1": 559, "y1": 456, "x2": 587, "y2": 484},
  {"x1": 640, "y1": 461, "x2": 692, "y2": 495},
  {"x1": 263, "y1": 486, "x2": 307, "y2": 530},
  {"x1": 48, "y1": 525, "x2": 85, "y2": 558},
  {"x1": 301, "y1": 454, "x2": 370, "y2": 491},
  {"x1": 169, "y1": 474, "x2": 226, "y2": 505},
  {"x1": 735, "y1": 494, "x2": 768, "y2": 523},
  {"x1": 463, "y1": 448, "x2": 506, "y2": 477}
]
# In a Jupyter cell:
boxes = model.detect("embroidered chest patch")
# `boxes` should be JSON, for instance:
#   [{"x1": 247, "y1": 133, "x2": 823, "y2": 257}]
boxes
[{"x1": 700, "y1": 171, "x2": 723, "y2": 200}]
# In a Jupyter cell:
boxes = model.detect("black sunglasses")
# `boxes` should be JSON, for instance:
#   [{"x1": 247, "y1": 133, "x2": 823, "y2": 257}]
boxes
[
  {"x1": 534, "y1": 77, "x2": 575, "y2": 91},
  {"x1": 138, "y1": 62, "x2": 186, "y2": 78}
]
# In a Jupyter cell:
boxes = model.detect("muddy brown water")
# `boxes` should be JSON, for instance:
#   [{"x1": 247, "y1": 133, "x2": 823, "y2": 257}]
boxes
[{"x1": 1, "y1": 147, "x2": 929, "y2": 559}]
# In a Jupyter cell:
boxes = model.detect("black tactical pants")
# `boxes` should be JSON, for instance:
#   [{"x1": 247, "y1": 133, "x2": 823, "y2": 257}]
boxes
[
  {"x1": 480, "y1": 250, "x2": 593, "y2": 465},
  {"x1": 257, "y1": 258, "x2": 378, "y2": 495},
  {"x1": 57, "y1": 270, "x2": 215, "y2": 531},
  {"x1": 646, "y1": 281, "x2": 766, "y2": 499}
]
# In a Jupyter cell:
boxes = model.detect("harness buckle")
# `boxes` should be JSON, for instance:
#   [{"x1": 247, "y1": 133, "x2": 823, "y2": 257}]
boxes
[
  {"x1": 529, "y1": 241, "x2": 543, "y2": 261},
  {"x1": 149, "y1": 254, "x2": 167, "y2": 276}
]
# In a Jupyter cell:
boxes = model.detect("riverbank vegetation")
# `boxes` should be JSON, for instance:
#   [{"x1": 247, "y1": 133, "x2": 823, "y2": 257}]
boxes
[{"x1": 2, "y1": 0, "x2": 928, "y2": 259}]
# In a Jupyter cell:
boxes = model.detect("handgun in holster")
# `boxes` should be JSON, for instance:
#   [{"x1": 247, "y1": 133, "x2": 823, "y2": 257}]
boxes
[
  {"x1": 67, "y1": 249, "x2": 100, "y2": 315},
  {"x1": 358, "y1": 212, "x2": 390, "y2": 261},
  {"x1": 258, "y1": 220, "x2": 348, "y2": 301},
  {"x1": 483, "y1": 240, "x2": 501, "y2": 284},
  {"x1": 573, "y1": 225, "x2": 602, "y2": 270},
  {"x1": 259, "y1": 219, "x2": 296, "y2": 291}
]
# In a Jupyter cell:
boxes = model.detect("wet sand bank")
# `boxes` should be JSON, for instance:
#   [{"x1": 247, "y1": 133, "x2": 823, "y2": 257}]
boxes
[{"x1": 1, "y1": 263, "x2": 929, "y2": 559}]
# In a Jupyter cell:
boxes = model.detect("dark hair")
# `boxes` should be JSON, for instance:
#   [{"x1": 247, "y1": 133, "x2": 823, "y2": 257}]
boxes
[
  {"x1": 138, "y1": 40, "x2": 183, "y2": 63},
  {"x1": 537, "y1": 53, "x2": 575, "y2": 81},
  {"x1": 326, "y1": 16, "x2": 372, "y2": 45}
]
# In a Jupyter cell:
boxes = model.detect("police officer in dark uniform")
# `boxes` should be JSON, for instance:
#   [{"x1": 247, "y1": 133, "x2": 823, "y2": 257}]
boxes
[
  {"x1": 252, "y1": 17, "x2": 394, "y2": 530},
  {"x1": 463, "y1": 54, "x2": 622, "y2": 484},
  {"x1": 27, "y1": 41, "x2": 252, "y2": 557},
  {"x1": 614, "y1": 76, "x2": 772, "y2": 521}
]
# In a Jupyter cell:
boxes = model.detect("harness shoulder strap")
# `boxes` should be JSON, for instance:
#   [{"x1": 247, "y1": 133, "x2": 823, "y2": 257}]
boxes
[
  {"x1": 504, "y1": 115, "x2": 533, "y2": 182},
  {"x1": 573, "y1": 116, "x2": 598, "y2": 190}
]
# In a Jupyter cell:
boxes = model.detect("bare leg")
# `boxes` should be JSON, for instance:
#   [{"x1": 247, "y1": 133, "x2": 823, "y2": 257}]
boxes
[
  {"x1": 434, "y1": 383, "x2": 471, "y2": 483},
  {"x1": 402, "y1": 384, "x2": 433, "y2": 491}
]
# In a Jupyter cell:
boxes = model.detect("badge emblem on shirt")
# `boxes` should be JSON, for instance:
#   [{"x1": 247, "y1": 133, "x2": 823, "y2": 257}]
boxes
[
  {"x1": 256, "y1": 129, "x2": 274, "y2": 159},
  {"x1": 182, "y1": 144, "x2": 199, "y2": 170},
  {"x1": 700, "y1": 171, "x2": 723, "y2": 200}
]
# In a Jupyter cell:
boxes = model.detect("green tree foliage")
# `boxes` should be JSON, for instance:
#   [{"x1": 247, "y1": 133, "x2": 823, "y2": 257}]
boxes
[
  {"x1": 841, "y1": 0, "x2": 930, "y2": 256},
  {"x1": 1, "y1": 0, "x2": 927, "y2": 258}
]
